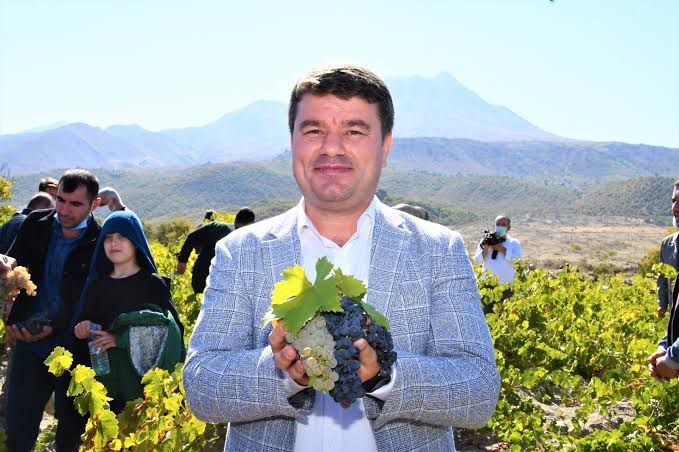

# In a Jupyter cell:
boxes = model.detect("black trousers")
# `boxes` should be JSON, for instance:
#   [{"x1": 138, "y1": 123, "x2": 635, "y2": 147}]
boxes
[{"x1": 6, "y1": 347, "x2": 86, "y2": 452}]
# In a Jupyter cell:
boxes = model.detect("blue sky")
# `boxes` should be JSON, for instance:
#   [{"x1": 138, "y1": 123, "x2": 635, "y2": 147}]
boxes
[{"x1": 1, "y1": 0, "x2": 678, "y2": 147}]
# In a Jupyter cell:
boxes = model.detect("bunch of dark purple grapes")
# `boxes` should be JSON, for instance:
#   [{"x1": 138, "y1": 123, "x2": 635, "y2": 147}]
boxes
[{"x1": 323, "y1": 296, "x2": 397, "y2": 406}]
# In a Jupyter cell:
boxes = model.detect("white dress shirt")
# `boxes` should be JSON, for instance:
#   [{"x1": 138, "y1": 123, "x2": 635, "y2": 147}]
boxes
[
  {"x1": 286, "y1": 196, "x2": 396, "y2": 452},
  {"x1": 473, "y1": 235, "x2": 522, "y2": 284}
]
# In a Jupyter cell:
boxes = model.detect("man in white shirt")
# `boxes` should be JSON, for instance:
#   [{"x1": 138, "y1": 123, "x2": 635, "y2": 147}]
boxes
[
  {"x1": 473, "y1": 215, "x2": 523, "y2": 284},
  {"x1": 183, "y1": 64, "x2": 500, "y2": 451}
]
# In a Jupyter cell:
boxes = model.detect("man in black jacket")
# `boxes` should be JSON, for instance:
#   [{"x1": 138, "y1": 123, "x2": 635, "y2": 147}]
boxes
[
  {"x1": 176, "y1": 207, "x2": 255, "y2": 294},
  {"x1": 1, "y1": 169, "x2": 101, "y2": 452},
  {"x1": 0, "y1": 192, "x2": 54, "y2": 254}
]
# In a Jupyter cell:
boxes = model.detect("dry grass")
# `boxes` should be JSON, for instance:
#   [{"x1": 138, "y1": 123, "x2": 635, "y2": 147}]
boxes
[{"x1": 453, "y1": 215, "x2": 669, "y2": 273}]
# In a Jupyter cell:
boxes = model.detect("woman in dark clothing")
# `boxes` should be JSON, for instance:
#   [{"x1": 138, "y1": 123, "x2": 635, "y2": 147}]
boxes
[{"x1": 74, "y1": 210, "x2": 184, "y2": 412}]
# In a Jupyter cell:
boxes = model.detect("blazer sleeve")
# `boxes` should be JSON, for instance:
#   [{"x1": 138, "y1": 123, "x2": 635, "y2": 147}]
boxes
[
  {"x1": 364, "y1": 232, "x2": 501, "y2": 430},
  {"x1": 182, "y1": 237, "x2": 305, "y2": 423}
]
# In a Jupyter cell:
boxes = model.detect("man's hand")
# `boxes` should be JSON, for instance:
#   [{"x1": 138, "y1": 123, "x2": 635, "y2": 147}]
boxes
[
  {"x1": 0, "y1": 254, "x2": 16, "y2": 275},
  {"x1": 493, "y1": 243, "x2": 507, "y2": 255},
  {"x1": 89, "y1": 329, "x2": 117, "y2": 351},
  {"x1": 176, "y1": 261, "x2": 187, "y2": 275},
  {"x1": 74, "y1": 320, "x2": 101, "y2": 340},
  {"x1": 269, "y1": 323, "x2": 309, "y2": 386},
  {"x1": 657, "y1": 306, "x2": 667, "y2": 318},
  {"x1": 648, "y1": 349, "x2": 666, "y2": 367},
  {"x1": 354, "y1": 338, "x2": 380, "y2": 382},
  {"x1": 5, "y1": 324, "x2": 52, "y2": 346},
  {"x1": 650, "y1": 357, "x2": 679, "y2": 381}
]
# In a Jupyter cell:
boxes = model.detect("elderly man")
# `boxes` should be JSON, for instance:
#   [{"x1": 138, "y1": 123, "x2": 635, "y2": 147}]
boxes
[
  {"x1": 183, "y1": 65, "x2": 500, "y2": 451},
  {"x1": 98, "y1": 187, "x2": 127, "y2": 212}
]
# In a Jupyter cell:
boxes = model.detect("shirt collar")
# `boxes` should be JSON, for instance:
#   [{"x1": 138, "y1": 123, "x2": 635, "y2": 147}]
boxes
[
  {"x1": 296, "y1": 196, "x2": 377, "y2": 244},
  {"x1": 54, "y1": 213, "x2": 90, "y2": 231}
]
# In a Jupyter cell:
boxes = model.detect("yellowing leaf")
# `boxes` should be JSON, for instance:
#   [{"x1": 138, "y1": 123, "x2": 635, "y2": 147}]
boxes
[
  {"x1": 271, "y1": 264, "x2": 311, "y2": 305},
  {"x1": 272, "y1": 261, "x2": 342, "y2": 334},
  {"x1": 44, "y1": 346, "x2": 73, "y2": 376},
  {"x1": 94, "y1": 409, "x2": 119, "y2": 448},
  {"x1": 267, "y1": 257, "x2": 342, "y2": 334}
]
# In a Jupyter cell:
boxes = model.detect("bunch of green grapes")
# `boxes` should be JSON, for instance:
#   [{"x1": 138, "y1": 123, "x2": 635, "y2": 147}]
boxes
[
  {"x1": 2, "y1": 266, "x2": 37, "y2": 299},
  {"x1": 1, "y1": 266, "x2": 37, "y2": 317},
  {"x1": 285, "y1": 315, "x2": 339, "y2": 392}
]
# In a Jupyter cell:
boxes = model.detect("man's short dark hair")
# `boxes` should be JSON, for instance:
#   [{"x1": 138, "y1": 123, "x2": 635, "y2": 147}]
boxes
[
  {"x1": 288, "y1": 64, "x2": 394, "y2": 139},
  {"x1": 234, "y1": 207, "x2": 255, "y2": 226},
  {"x1": 58, "y1": 169, "x2": 99, "y2": 203},
  {"x1": 27, "y1": 192, "x2": 54, "y2": 210},
  {"x1": 204, "y1": 210, "x2": 215, "y2": 221},
  {"x1": 38, "y1": 177, "x2": 58, "y2": 192}
]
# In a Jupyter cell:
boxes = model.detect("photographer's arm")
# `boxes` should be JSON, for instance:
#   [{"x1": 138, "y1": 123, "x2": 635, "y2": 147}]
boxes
[{"x1": 472, "y1": 242, "x2": 488, "y2": 263}]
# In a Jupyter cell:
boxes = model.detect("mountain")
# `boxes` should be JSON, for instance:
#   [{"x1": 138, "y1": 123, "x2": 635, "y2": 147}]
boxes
[
  {"x1": 387, "y1": 73, "x2": 558, "y2": 141},
  {"x1": 0, "y1": 123, "x2": 164, "y2": 173},
  {"x1": 8, "y1": 163, "x2": 672, "y2": 225},
  {"x1": 387, "y1": 138, "x2": 679, "y2": 181},
  {"x1": 163, "y1": 100, "x2": 290, "y2": 161},
  {"x1": 0, "y1": 73, "x2": 566, "y2": 172},
  {"x1": 105, "y1": 124, "x2": 199, "y2": 165}
]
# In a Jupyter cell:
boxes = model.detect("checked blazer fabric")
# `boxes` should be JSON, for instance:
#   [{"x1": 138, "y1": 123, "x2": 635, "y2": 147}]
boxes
[{"x1": 183, "y1": 201, "x2": 500, "y2": 452}]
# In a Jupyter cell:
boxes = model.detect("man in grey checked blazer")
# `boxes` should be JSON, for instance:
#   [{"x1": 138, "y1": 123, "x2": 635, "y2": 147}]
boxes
[{"x1": 183, "y1": 65, "x2": 500, "y2": 451}]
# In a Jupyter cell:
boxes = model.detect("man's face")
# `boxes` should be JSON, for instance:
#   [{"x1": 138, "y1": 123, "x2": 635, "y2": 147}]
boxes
[
  {"x1": 45, "y1": 186, "x2": 58, "y2": 198},
  {"x1": 495, "y1": 218, "x2": 510, "y2": 231},
  {"x1": 291, "y1": 94, "x2": 392, "y2": 214},
  {"x1": 55, "y1": 185, "x2": 96, "y2": 229},
  {"x1": 672, "y1": 186, "x2": 679, "y2": 228}
]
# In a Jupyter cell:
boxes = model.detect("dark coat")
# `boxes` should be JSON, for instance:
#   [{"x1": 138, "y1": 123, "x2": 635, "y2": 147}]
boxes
[
  {"x1": 7, "y1": 209, "x2": 100, "y2": 334},
  {"x1": 0, "y1": 208, "x2": 31, "y2": 254},
  {"x1": 666, "y1": 273, "x2": 679, "y2": 346}
]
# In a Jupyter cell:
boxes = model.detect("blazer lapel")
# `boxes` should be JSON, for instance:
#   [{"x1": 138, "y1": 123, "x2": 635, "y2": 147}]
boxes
[
  {"x1": 366, "y1": 203, "x2": 410, "y2": 319},
  {"x1": 261, "y1": 208, "x2": 301, "y2": 286}
]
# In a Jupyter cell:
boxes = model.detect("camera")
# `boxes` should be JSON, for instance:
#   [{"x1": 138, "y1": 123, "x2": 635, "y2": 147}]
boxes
[
  {"x1": 481, "y1": 230, "x2": 505, "y2": 247},
  {"x1": 15, "y1": 315, "x2": 52, "y2": 335},
  {"x1": 481, "y1": 230, "x2": 506, "y2": 260}
]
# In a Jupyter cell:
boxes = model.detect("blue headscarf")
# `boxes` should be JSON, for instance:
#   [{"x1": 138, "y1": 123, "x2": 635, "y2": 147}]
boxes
[
  {"x1": 72, "y1": 210, "x2": 157, "y2": 325},
  {"x1": 89, "y1": 210, "x2": 157, "y2": 280}
]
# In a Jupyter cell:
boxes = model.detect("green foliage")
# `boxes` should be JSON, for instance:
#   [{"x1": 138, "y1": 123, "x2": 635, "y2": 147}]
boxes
[
  {"x1": 0, "y1": 172, "x2": 14, "y2": 224},
  {"x1": 7, "y1": 223, "x2": 678, "y2": 451},
  {"x1": 43, "y1": 349, "x2": 211, "y2": 451},
  {"x1": 477, "y1": 260, "x2": 678, "y2": 449},
  {"x1": 147, "y1": 218, "x2": 192, "y2": 252}
]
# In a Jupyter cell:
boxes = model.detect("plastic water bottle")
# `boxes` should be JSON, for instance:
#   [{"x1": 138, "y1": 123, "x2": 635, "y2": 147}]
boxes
[{"x1": 88, "y1": 325, "x2": 110, "y2": 376}]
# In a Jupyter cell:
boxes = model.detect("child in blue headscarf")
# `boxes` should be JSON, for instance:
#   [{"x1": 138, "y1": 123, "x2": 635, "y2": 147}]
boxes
[{"x1": 74, "y1": 210, "x2": 184, "y2": 412}]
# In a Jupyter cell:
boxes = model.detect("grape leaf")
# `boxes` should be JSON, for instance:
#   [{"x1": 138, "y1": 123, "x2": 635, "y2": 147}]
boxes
[
  {"x1": 271, "y1": 257, "x2": 342, "y2": 334},
  {"x1": 356, "y1": 299, "x2": 390, "y2": 330},
  {"x1": 44, "y1": 346, "x2": 73, "y2": 377},
  {"x1": 271, "y1": 264, "x2": 311, "y2": 305},
  {"x1": 94, "y1": 409, "x2": 119, "y2": 448},
  {"x1": 335, "y1": 268, "x2": 367, "y2": 300}
]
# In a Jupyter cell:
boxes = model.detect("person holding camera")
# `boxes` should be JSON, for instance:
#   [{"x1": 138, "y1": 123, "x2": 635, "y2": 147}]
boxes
[{"x1": 473, "y1": 215, "x2": 523, "y2": 284}]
